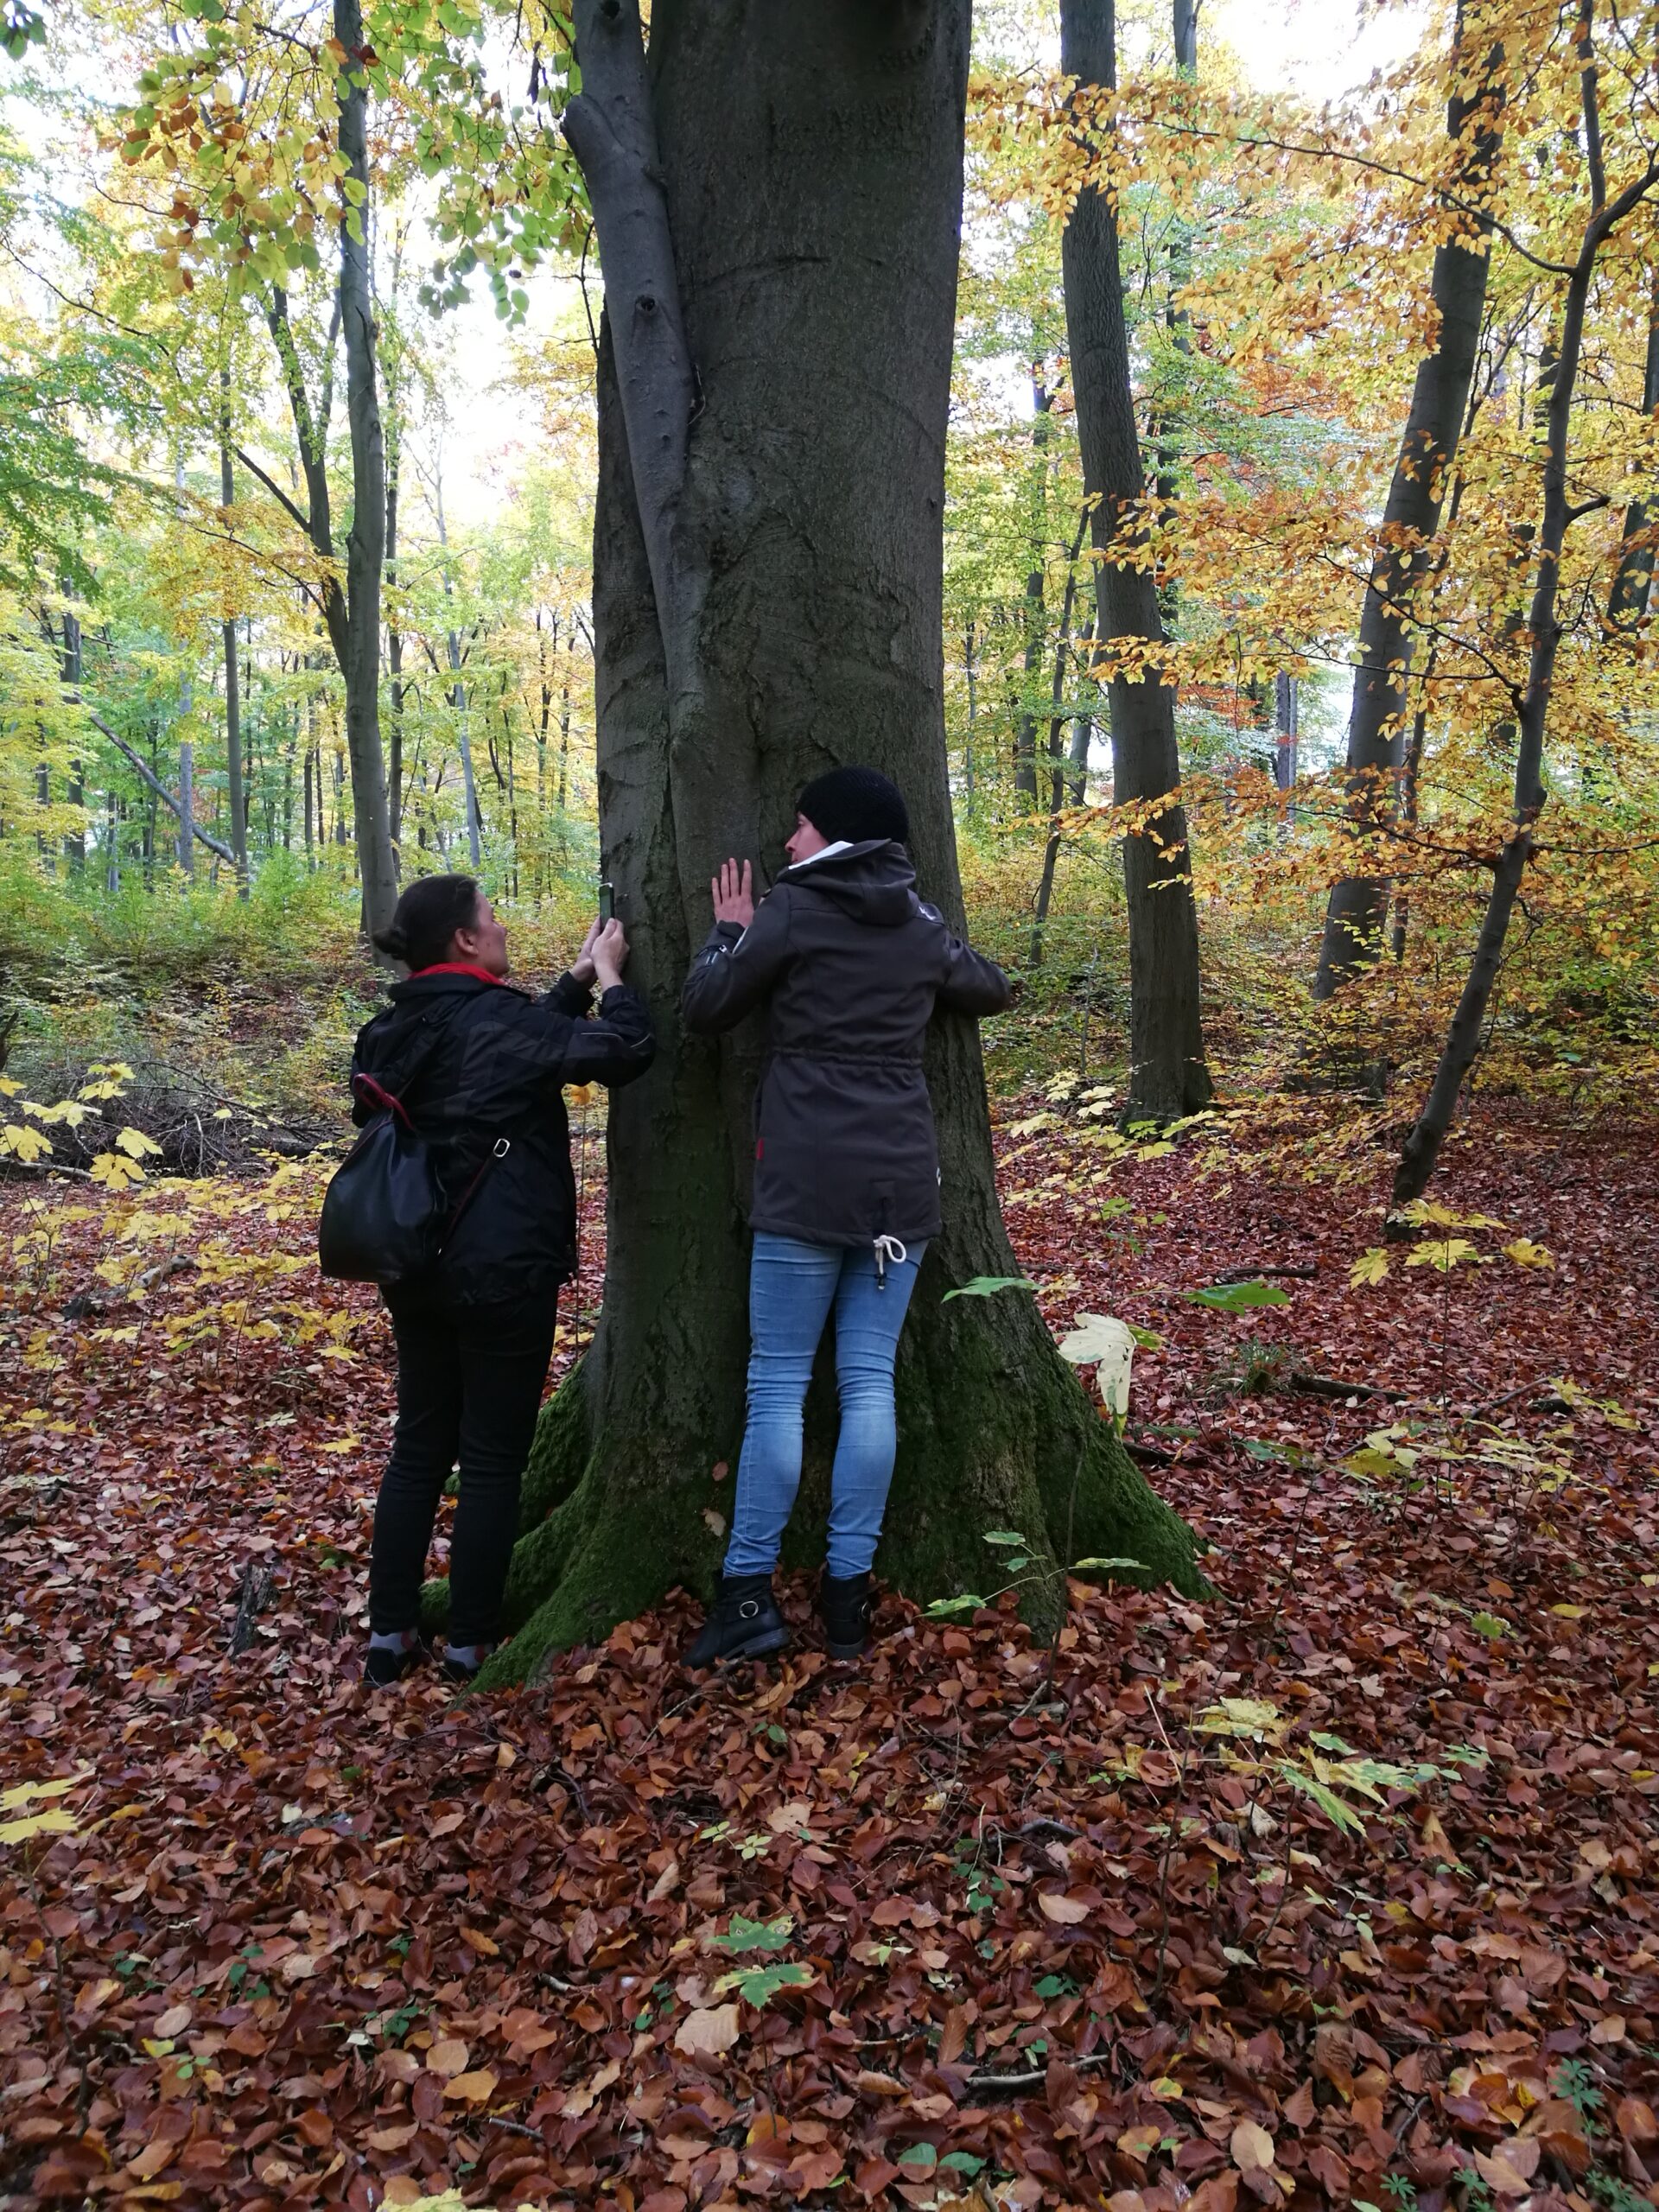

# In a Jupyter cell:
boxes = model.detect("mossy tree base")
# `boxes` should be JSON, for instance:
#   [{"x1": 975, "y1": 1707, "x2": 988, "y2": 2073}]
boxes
[{"x1": 423, "y1": 1257, "x2": 1208, "y2": 1692}]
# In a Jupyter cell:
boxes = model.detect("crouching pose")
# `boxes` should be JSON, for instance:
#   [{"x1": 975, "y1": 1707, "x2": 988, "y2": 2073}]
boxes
[{"x1": 682, "y1": 767, "x2": 1010, "y2": 1664}]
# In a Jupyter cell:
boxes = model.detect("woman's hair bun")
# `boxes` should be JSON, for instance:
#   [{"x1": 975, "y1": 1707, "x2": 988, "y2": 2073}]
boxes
[
  {"x1": 375, "y1": 874, "x2": 480, "y2": 971},
  {"x1": 372, "y1": 921, "x2": 410, "y2": 959}
]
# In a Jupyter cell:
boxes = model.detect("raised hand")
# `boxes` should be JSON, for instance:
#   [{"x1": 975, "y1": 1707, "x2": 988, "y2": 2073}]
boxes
[
  {"x1": 711, "y1": 858, "x2": 755, "y2": 930},
  {"x1": 591, "y1": 918, "x2": 631, "y2": 990},
  {"x1": 569, "y1": 912, "x2": 604, "y2": 986}
]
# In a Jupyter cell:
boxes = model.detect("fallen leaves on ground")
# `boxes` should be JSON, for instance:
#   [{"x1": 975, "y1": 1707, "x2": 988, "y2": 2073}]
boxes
[{"x1": 0, "y1": 1096, "x2": 1655, "y2": 2211}]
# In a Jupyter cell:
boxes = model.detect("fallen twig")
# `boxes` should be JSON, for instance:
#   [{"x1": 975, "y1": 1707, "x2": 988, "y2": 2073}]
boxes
[
  {"x1": 964, "y1": 2049, "x2": 1115, "y2": 2095},
  {"x1": 1287, "y1": 1370, "x2": 1410, "y2": 1402}
]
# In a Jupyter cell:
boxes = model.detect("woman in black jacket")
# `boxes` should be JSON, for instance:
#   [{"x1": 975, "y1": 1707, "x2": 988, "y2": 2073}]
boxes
[
  {"x1": 681, "y1": 767, "x2": 1010, "y2": 1666},
  {"x1": 351, "y1": 874, "x2": 653, "y2": 1685}
]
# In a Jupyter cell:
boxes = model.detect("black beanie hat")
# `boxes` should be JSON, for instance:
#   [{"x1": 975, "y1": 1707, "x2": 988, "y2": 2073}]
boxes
[{"x1": 796, "y1": 765, "x2": 910, "y2": 848}]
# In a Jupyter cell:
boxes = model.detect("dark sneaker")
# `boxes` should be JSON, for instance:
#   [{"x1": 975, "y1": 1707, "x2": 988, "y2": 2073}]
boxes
[
  {"x1": 687, "y1": 1574, "x2": 790, "y2": 1667},
  {"x1": 363, "y1": 1631, "x2": 428, "y2": 1687},
  {"x1": 440, "y1": 1642, "x2": 494, "y2": 1686},
  {"x1": 819, "y1": 1571, "x2": 873, "y2": 1661}
]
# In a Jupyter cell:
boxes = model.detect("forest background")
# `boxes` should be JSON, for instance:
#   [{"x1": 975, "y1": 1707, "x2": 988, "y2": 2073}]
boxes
[{"x1": 0, "y1": 0, "x2": 1651, "y2": 1146}]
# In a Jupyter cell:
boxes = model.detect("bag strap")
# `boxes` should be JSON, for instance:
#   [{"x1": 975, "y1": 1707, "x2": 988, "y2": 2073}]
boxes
[{"x1": 350, "y1": 990, "x2": 494, "y2": 1130}]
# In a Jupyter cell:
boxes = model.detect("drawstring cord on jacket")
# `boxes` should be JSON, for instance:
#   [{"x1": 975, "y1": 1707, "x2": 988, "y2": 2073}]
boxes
[{"x1": 873, "y1": 1233, "x2": 908, "y2": 1291}]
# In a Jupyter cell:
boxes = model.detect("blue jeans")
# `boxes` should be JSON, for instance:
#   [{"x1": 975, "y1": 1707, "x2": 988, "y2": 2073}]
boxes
[{"x1": 724, "y1": 1232, "x2": 927, "y2": 1580}]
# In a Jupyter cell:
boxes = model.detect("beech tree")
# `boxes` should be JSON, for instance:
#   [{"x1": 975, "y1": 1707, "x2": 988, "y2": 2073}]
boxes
[
  {"x1": 1057, "y1": 0, "x2": 1212, "y2": 1125},
  {"x1": 466, "y1": 0, "x2": 1205, "y2": 1683},
  {"x1": 1313, "y1": 6, "x2": 1506, "y2": 1002}
]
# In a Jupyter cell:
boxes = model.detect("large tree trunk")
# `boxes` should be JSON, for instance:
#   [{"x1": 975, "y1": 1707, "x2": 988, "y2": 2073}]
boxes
[
  {"x1": 1313, "y1": 10, "x2": 1504, "y2": 999},
  {"x1": 1058, "y1": 0, "x2": 1211, "y2": 1124},
  {"x1": 459, "y1": 0, "x2": 1205, "y2": 1686},
  {"x1": 1607, "y1": 264, "x2": 1659, "y2": 626}
]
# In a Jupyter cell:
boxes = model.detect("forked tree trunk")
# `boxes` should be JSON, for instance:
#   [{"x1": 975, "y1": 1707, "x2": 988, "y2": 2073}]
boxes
[
  {"x1": 1313, "y1": 9, "x2": 1505, "y2": 999},
  {"x1": 457, "y1": 0, "x2": 1205, "y2": 1686},
  {"x1": 1058, "y1": 0, "x2": 1211, "y2": 1124}
]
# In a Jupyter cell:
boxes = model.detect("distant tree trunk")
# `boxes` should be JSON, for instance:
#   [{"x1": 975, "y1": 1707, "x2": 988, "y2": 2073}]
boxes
[
  {"x1": 105, "y1": 789, "x2": 119, "y2": 893},
  {"x1": 1314, "y1": 10, "x2": 1505, "y2": 999},
  {"x1": 1152, "y1": 0, "x2": 1197, "y2": 630},
  {"x1": 386, "y1": 431, "x2": 405, "y2": 846},
  {"x1": 1392, "y1": 46, "x2": 1657, "y2": 1209},
  {"x1": 1029, "y1": 515, "x2": 1090, "y2": 968},
  {"x1": 61, "y1": 606, "x2": 86, "y2": 868},
  {"x1": 177, "y1": 741, "x2": 194, "y2": 877},
  {"x1": 1012, "y1": 376, "x2": 1052, "y2": 804},
  {"x1": 963, "y1": 618, "x2": 979, "y2": 810},
  {"x1": 219, "y1": 378, "x2": 249, "y2": 892},
  {"x1": 1058, "y1": 0, "x2": 1211, "y2": 1123},
  {"x1": 1274, "y1": 671, "x2": 1298, "y2": 792},
  {"x1": 1608, "y1": 264, "x2": 1659, "y2": 626},
  {"x1": 460, "y1": 0, "x2": 1204, "y2": 1681}
]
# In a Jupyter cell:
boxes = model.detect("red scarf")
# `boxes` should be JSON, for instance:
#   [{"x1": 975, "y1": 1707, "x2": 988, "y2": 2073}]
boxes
[{"x1": 410, "y1": 962, "x2": 507, "y2": 987}]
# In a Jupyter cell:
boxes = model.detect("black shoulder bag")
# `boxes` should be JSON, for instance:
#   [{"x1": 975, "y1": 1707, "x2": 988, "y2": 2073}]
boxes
[{"x1": 318, "y1": 1006, "x2": 505, "y2": 1284}]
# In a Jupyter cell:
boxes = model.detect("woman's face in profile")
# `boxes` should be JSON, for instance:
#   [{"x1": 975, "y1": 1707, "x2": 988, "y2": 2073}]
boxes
[
  {"x1": 785, "y1": 814, "x2": 830, "y2": 868},
  {"x1": 459, "y1": 893, "x2": 512, "y2": 978}
]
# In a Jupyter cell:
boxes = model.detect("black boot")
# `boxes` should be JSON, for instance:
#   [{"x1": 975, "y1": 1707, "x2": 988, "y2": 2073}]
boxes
[
  {"x1": 687, "y1": 1574, "x2": 790, "y2": 1668},
  {"x1": 819, "y1": 1571, "x2": 873, "y2": 1661}
]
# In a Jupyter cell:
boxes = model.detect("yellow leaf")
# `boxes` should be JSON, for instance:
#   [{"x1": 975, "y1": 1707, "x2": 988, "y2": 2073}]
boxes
[
  {"x1": 0, "y1": 1776, "x2": 84, "y2": 1814},
  {"x1": 1, "y1": 1123, "x2": 53, "y2": 1163},
  {"x1": 115, "y1": 1127, "x2": 163, "y2": 1159},
  {"x1": 442, "y1": 2068, "x2": 499, "y2": 2102},
  {"x1": 0, "y1": 1807, "x2": 79, "y2": 1846},
  {"x1": 1349, "y1": 1246, "x2": 1389, "y2": 1287},
  {"x1": 1502, "y1": 1237, "x2": 1554, "y2": 1269},
  {"x1": 91, "y1": 1153, "x2": 146, "y2": 1191},
  {"x1": 317, "y1": 1436, "x2": 360, "y2": 1454},
  {"x1": 1548, "y1": 1603, "x2": 1589, "y2": 1619}
]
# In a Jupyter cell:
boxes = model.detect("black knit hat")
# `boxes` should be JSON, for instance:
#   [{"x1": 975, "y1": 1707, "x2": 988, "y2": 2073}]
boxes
[{"x1": 796, "y1": 766, "x2": 909, "y2": 848}]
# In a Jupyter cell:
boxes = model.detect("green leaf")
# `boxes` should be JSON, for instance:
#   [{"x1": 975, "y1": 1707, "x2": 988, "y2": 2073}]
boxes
[
  {"x1": 943, "y1": 1275, "x2": 1038, "y2": 1301},
  {"x1": 707, "y1": 1914, "x2": 793, "y2": 1955},
  {"x1": 1183, "y1": 1281, "x2": 1292, "y2": 1310},
  {"x1": 712, "y1": 1960, "x2": 816, "y2": 2006},
  {"x1": 981, "y1": 1529, "x2": 1028, "y2": 1547},
  {"x1": 1071, "y1": 1555, "x2": 1146, "y2": 1574},
  {"x1": 925, "y1": 1592, "x2": 985, "y2": 1618},
  {"x1": 896, "y1": 2143, "x2": 938, "y2": 2170},
  {"x1": 941, "y1": 2151, "x2": 988, "y2": 2176},
  {"x1": 1470, "y1": 1611, "x2": 1510, "y2": 1640}
]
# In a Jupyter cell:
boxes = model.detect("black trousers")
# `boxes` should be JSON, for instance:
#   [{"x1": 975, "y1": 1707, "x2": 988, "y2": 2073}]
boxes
[{"x1": 369, "y1": 1291, "x2": 559, "y2": 1648}]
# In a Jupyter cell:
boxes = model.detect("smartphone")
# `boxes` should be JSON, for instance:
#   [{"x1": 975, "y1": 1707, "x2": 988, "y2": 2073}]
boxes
[{"x1": 597, "y1": 879, "x2": 614, "y2": 924}]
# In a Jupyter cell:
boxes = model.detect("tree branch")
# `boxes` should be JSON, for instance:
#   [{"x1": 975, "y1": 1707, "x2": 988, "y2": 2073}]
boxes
[
  {"x1": 86, "y1": 712, "x2": 238, "y2": 864},
  {"x1": 232, "y1": 444, "x2": 313, "y2": 537}
]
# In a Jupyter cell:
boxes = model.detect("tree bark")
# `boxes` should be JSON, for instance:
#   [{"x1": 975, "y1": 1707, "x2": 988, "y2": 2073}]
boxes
[
  {"x1": 454, "y1": 0, "x2": 1205, "y2": 1683},
  {"x1": 1058, "y1": 0, "x2": 1211, "y2": 1124},
  {"x1": 334, "y1": 0, "x2": 398, "y2": 936},
  {"x1": 1314, "y1": 10, "x2": 1505, "y2": 998},
  {"x1": 1012, "y1": 378, "x2": 1052, "y2": 805}
]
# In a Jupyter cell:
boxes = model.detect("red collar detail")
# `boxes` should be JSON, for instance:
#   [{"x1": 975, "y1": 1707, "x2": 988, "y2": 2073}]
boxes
[{"x1": 409, "y1": 962, "x2": 507, "y2": 986}]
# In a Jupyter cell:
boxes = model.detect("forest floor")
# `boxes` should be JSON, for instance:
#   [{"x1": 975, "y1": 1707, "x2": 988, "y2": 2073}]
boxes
[{"x1": 1, "y1": 1093, "x2": 1656, "y2": 2212}]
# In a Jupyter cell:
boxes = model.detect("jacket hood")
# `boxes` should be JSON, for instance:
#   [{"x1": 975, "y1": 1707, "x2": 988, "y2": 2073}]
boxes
[{"x1": 780, "y1": 838, "x2": 917, "y2": 927}]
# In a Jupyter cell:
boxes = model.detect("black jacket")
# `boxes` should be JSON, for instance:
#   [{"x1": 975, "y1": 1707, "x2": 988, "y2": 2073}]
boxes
[
  {"x1": 349, "y1": 969, "x2": 653, "y2": 1305},
  {"x1": 681, "y1": 841, "x2": 1010, "y2": 1246}
]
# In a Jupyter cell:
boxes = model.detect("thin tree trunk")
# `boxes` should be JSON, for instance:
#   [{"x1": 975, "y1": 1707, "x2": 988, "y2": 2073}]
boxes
[
  {"x1": 1314, "y1": 10, "x2": 1506, "y2": 997},
  {"x1": 1030, "y1": 515, "x2": 1090, "y2": 968},
  {"x1": 61, "y1": 607, "x2": 86, "y2": 868},
  {"x1": 1058, "y1": 0, "x2": 1211, "y2": 1123},
  {"x1": 386, "y1": 427, "x2": 405, "y2": 845},
  {"x1": 464, "y1": 0, "x2": 1205, "y2": 1681},
  {"x1": 963, "y1": 618, "x2": 979, "y2": 810},
  {"x1": 1608, "y1": 264, "x2": 1659, "y2": 625},
  {"x1": 1393, "y1": 31, "x2": 1658, "y2": 1208},
  {"x1": 177, "y1": 741, "x2": 194, "y2": 877},
  {"x1": 1012, "y1": 377, "x2": 1052, "y2": 804},
  {"x1": 220, "y1": 374, "x2": 249, "y2": 891}
]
